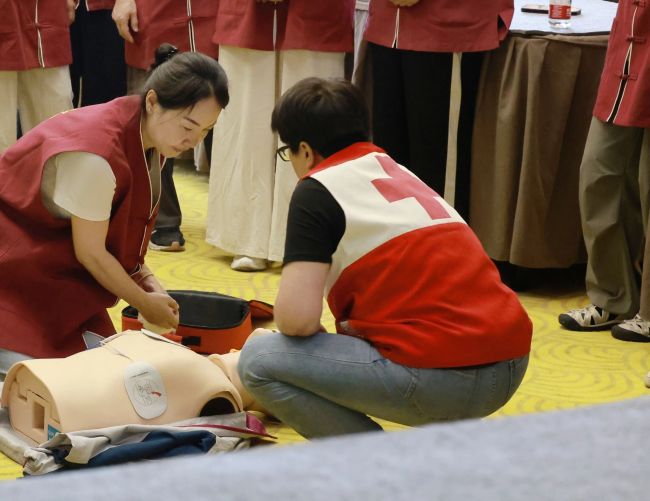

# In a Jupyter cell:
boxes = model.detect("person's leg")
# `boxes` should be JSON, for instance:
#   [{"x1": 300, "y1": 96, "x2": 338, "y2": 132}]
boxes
[
  {"x1": 639, "y1": 127, "x2": 650, "y2": 321},
  {"x1": 612, "y1": 128, "x2": 650, "y2": 342},
  {"x1": 150, "y1": 158, "x2": 185, "y2": 251},
  {"x1": 402, "y1": 49, "x2": 453, "y2": 196},
  {"x1": 69, "y1": 0, "x2": 85, "y2": 107},
  {"x1": 370, "y1": 43, "x2": 409, "y2": 167},
  {"x1": 454, "y1": 51, "x2": 484, "y2": 222},
  {"x1": 560, "y1": 118, "x2": 644, "y2": 330},
  {"x1": 238, "y1": 332, "x2": 528, "y2": 438},
  {"x1": 582, "y1": 119, "x2": 643, "y2": 316},
  {"x1": 18, "y1": 66, "x2": 73, "y2": 133},
  {"x1": 0, "y1": 71, "x2": 18, "y2": 153},
  {"x1": 75, "y1": 5, "x2": 126, "y2": 106},
  {"x1": 266, "y1": 49, "x2": 346, "y2": 263},
  {"x1": 206, "y1": 46, "x2": 277, "y2": 267}
]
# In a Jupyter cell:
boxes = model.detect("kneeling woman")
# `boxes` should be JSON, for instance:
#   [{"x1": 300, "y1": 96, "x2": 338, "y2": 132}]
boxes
[
  {"x1": 0, "y1": 45, "x2": 229, "y2": 374},
  {"x1": 238, "y1": 78, "x2": 532, "y2": 438}
]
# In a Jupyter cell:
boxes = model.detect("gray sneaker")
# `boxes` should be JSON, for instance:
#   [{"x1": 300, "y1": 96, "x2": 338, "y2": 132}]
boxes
[
  {"x1": 558, "y1": 304, "x2": 623, "y2": 331},
  {"x1": 611, "y1": 314, "x2": 650, "y2": 343}
]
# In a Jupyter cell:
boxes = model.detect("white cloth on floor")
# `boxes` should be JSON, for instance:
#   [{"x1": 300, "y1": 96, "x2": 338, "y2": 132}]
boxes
[{"x1": 23, "y1": 412, "x2": 272, "y2": 476}]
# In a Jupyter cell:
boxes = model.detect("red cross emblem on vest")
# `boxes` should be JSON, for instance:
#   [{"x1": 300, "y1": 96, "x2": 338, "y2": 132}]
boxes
[{"x1": 371, "y1": 156, "x2": 451, "y2": 220}]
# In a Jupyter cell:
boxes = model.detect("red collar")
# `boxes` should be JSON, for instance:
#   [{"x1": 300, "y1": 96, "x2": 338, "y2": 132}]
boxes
[{"x1": 303, "y1": 142, "x2": 386, "y2": 179}]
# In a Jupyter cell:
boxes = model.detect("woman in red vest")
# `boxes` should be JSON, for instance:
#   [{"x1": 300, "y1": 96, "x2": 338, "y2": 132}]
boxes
[
  {"x1": 237, "y1": 78, "x2": 531, "y2": 438},
  {"x1": 364, "y1": 0, "x2": 513, "y2": 221},
  {"x1": 206, "y1": 0, "x2": 355, "y2": 271},
  {"x1": 112, "y1": 0, "x2": 219, "y2": 252},
  {"x1": 0, "y1": 47, "x2": 229, "y2": 374}
]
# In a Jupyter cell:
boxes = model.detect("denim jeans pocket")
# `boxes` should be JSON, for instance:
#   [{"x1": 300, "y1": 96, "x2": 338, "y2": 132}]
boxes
[
  {"x1": 505, "y1": 354, "x2": 529, "y2": 402},
  {"x1": 374, "y1": 358, "x2": 419, "y2": 400}
]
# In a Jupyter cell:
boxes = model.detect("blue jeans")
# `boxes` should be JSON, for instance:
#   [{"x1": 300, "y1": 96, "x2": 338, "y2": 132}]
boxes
[{"x1": 238, "y1": 332, "x2": 529, "y2": 438}]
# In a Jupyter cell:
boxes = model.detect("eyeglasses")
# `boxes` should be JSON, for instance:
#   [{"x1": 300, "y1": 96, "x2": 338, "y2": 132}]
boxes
[{"x1": 276, "y1": 145, "x2": 291, "y2": 162}]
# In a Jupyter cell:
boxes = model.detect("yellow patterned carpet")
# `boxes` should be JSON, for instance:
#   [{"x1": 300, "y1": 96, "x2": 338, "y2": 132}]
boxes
[{"x1": 2, "y1": 163, "x2": 649, "y2": 480}]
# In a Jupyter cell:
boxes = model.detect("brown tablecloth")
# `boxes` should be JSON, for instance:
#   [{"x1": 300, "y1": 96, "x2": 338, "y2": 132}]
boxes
[{"x1": 470, "y1": 34, "x2": 609, "y2": 268}]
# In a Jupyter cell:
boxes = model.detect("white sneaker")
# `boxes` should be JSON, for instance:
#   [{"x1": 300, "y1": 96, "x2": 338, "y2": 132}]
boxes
[
  {"x1": 558, "y1": 304, "x2": 623, "y2": 331},
  {"x1": 611, "y1": 314, "x2": 650, "y2": 343},
  {"x1": 231, "y1": 255, "x2": 267, "y2": 272}
]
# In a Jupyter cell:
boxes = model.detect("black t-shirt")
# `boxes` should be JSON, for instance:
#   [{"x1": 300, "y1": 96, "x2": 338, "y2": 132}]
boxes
[{"x1": 283, "y1": 178, "x2": 346, "y2": 265}]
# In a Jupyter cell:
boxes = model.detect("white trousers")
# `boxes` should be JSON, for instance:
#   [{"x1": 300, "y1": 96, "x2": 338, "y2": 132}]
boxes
[
  {"x1": 207, "y1": 47, "x2": 345, "y2": 262},
  {"x1": 0, "y1": 66, "x2": 73, "y2": 153}
]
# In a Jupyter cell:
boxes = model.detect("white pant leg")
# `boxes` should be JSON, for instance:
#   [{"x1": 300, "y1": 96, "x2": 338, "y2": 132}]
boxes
[
  {"x1": 17, "y1": 66, "x2": 73, "y2": 133},
  {"x1": 207, "y1": 46, "x2": 278, "y2": 259},
  {"x1": 0, "y1": 71, "x2": 18, "y2": 153},
  {"x1": 267, "y1": 50, "x2": 346, "y2": 262}
]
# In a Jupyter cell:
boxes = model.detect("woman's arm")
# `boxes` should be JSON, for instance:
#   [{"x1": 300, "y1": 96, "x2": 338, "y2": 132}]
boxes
[
  {"x1": 71, "y1": 216, "x2": 179, "y2": 329},
  {"x1": 134, "y1": 263, "x2": 167, "y2": 294},
  {"x1": 274, "y1": 261, "x2": 330, "y2": 336}
]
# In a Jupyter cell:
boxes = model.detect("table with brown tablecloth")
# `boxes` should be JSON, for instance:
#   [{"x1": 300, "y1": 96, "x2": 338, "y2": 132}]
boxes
[{"x1": 470, "y1": 1, "x2": 617, "y2": 269}]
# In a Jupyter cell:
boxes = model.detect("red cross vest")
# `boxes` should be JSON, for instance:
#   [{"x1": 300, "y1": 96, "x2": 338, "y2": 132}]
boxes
[
  {"x1": 307, "y1": 143, "x2": 532, "y2": 368},
  {"x1": 0, "y1": 96, "x2": 159, "y2": 358}
]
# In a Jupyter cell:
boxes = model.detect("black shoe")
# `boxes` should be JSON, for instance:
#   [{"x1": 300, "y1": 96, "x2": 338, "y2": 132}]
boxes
[
  {"x1": 611, "y1": 315, "x2": 650, "y2": 342},
  {"x1": 149, "y1": 227, "x2": 185, "y2": 252},
  {"x1": 558, "y1": 304, "x2": 622, "y2": 331}
]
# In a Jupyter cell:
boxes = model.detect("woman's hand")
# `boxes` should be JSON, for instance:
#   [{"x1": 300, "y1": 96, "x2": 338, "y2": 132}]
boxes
[
  {"x1": 71, "y1": 216, "x2": 179, "y2": 330},
  {"x1": 112, "y1": 0, "x2": 138, "y2": 43},
  {"x1": 390, "y1": 0, "x2": 420, "y2": 6},
  {"x1": 138, "y1": 292, "x2": 180, "y2": 331}
]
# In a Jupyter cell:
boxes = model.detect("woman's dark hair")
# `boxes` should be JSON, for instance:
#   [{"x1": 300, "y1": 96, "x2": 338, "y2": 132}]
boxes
[
  {"x1": 271, "y1": 77, "x2": 370, "y2": 158},
  {"x1": 140, "y1": 43, "x2": 229, "y2": 110}
]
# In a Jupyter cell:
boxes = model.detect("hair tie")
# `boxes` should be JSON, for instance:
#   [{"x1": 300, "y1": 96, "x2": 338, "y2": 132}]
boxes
[{"x1": 165, "y1": 45, "x2": 179, "y2": 62}]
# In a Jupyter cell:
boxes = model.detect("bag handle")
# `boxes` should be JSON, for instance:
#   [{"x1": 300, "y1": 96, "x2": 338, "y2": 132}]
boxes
[{"x1": 249, "y1": 300, "x2": 274, "y2": 320}]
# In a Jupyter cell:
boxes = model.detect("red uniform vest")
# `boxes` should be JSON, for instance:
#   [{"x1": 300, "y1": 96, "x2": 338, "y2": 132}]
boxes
[
  {"x1": 364, "y1": 0, "x2": 513, "y2": 53},
  {"x1": 126, "y1": 0, "x2": 218, "y2": 69},
  {"x1": 0, "y1": 0, "x2": 72, "y2": 71},
  {"x1": 0, "y1": 96, "x2": 159, "y2": 358},
  {"x1": 282, "y1": 0, "x2": 354, "y2": 53},
  {"x1": 593, "y1": 0, "x2": 650, "y2": 128},
  {"x1": 307, "y1": 143, "x2": 532, "y2": 368},
  {"x1": 85, "y1": 0, "x2": 115, "y2": 11},
  {"x1": 213, "y1": 0, "x2": 354, "y2": 52}
]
